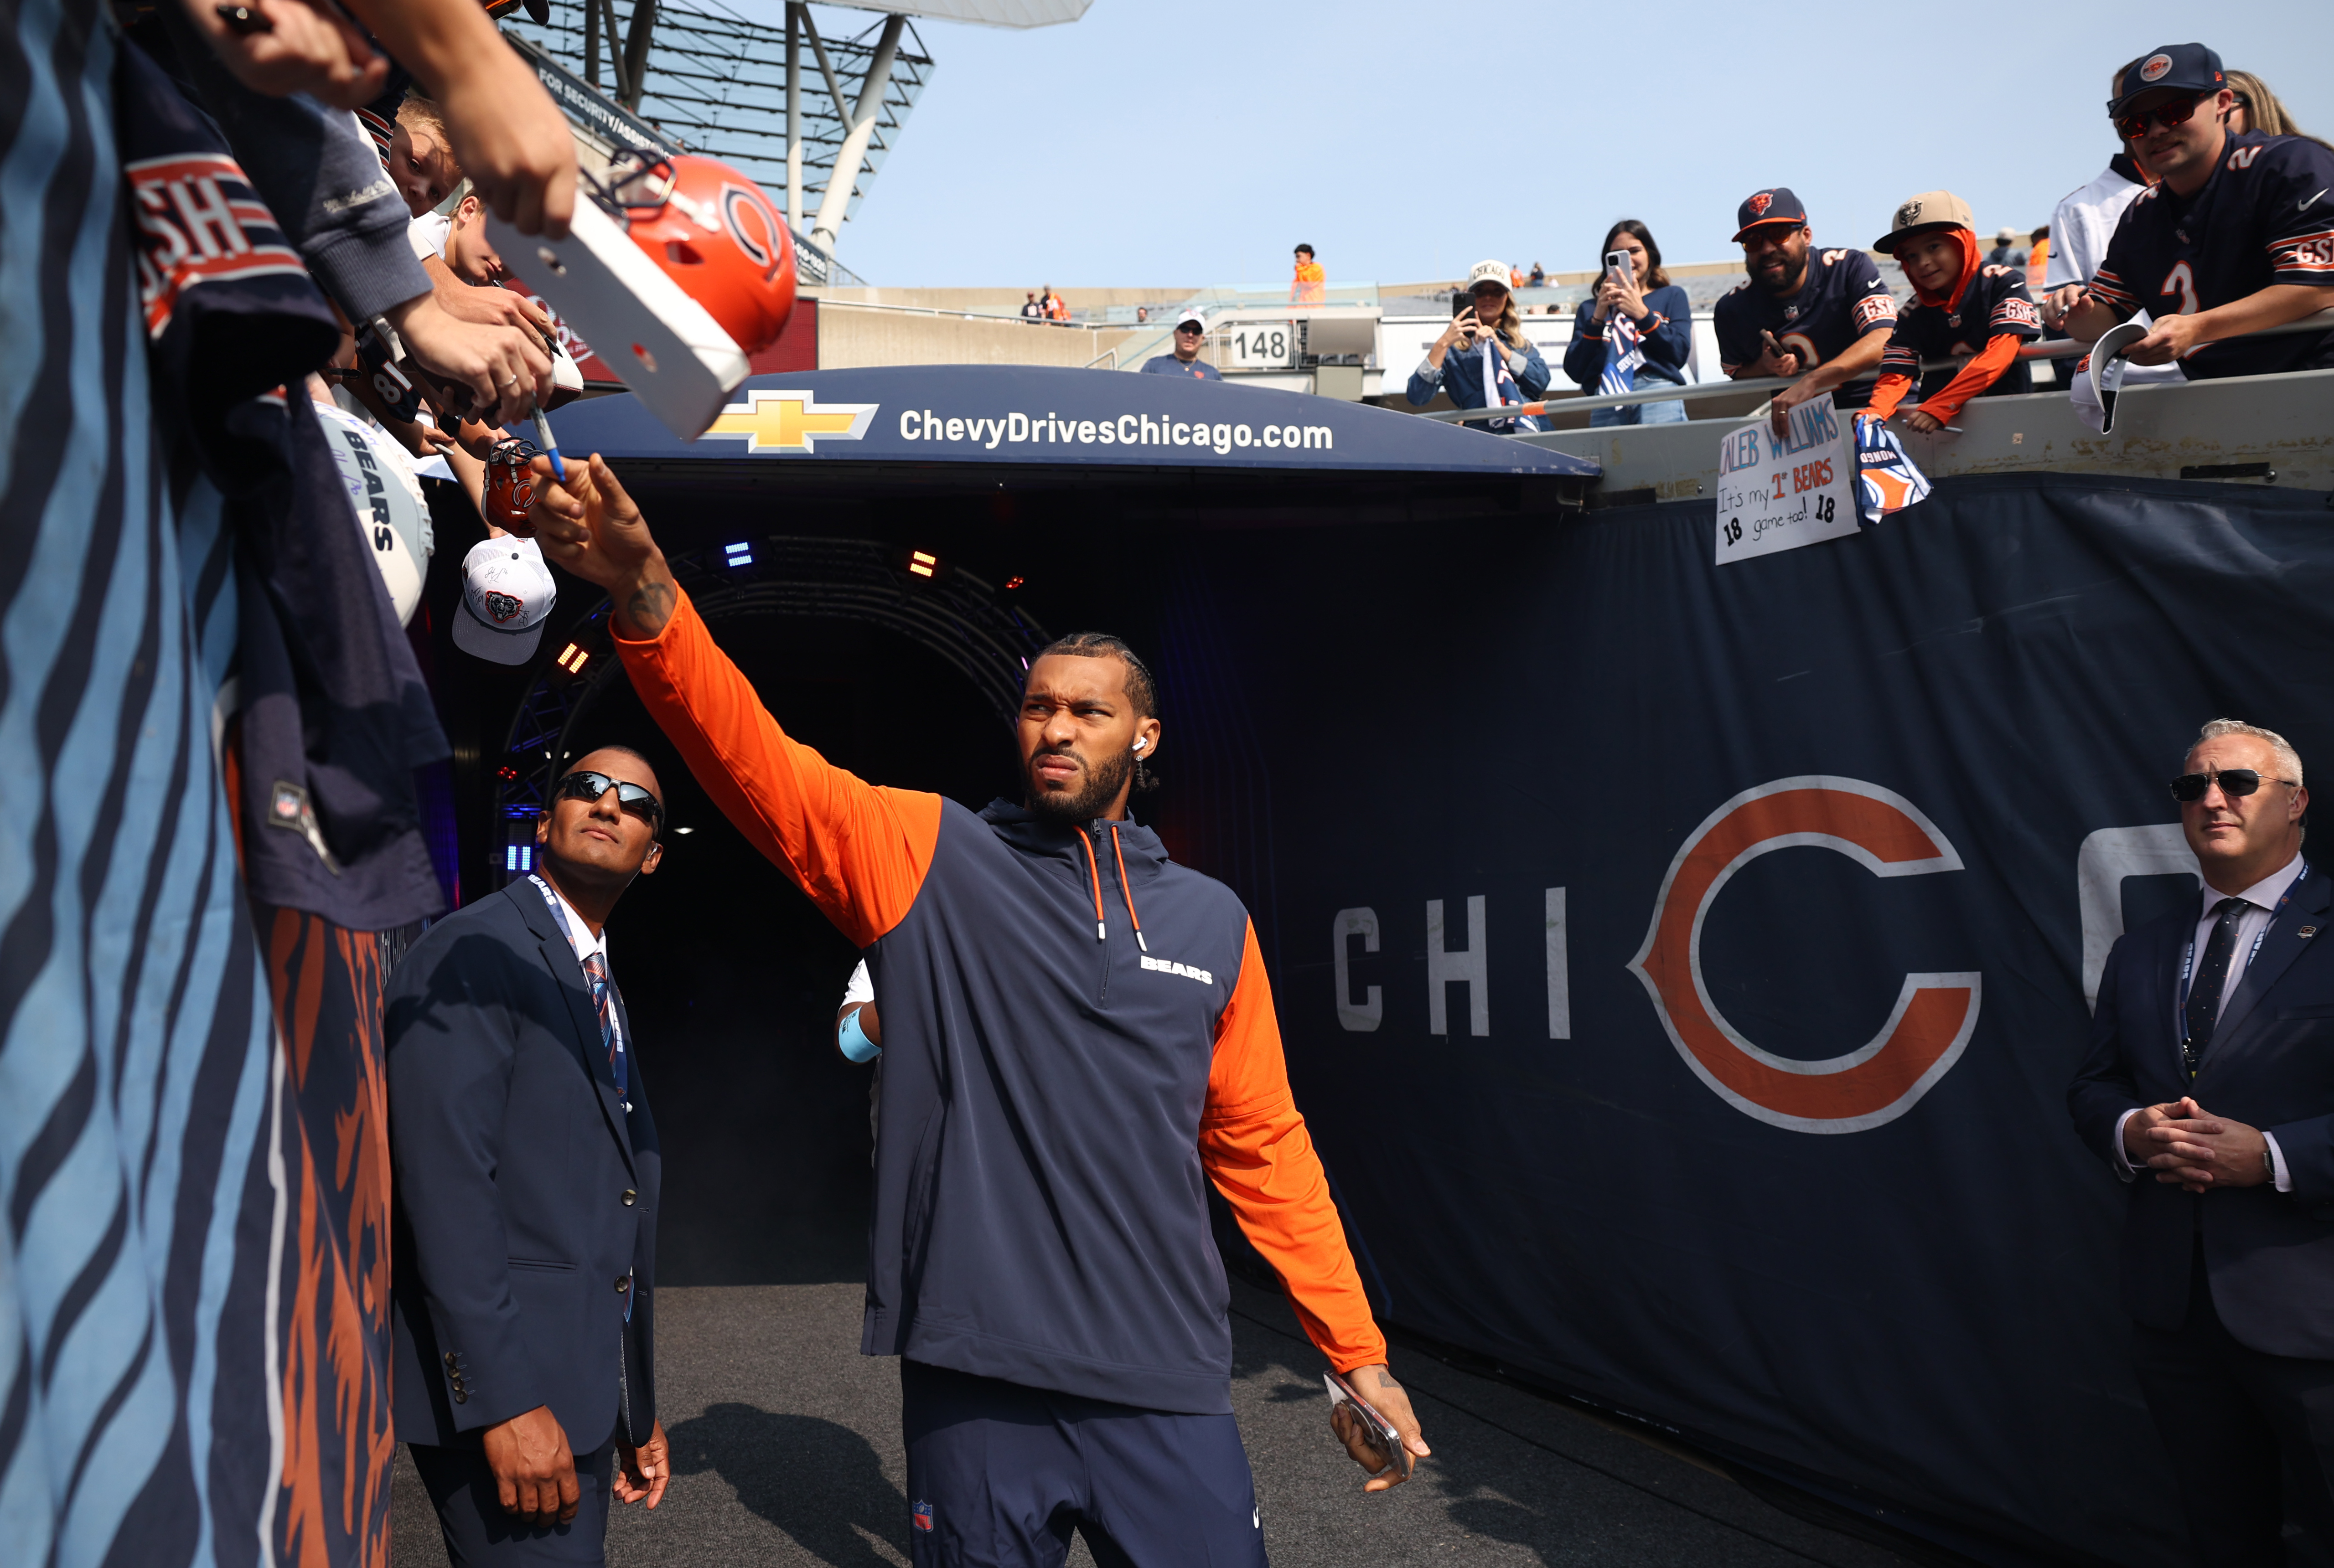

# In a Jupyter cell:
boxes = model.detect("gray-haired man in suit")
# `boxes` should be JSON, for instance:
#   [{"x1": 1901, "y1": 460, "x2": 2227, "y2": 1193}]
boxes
[{"x1": 2070, "y1": 718, "x2": 2334, "y2": 1565}]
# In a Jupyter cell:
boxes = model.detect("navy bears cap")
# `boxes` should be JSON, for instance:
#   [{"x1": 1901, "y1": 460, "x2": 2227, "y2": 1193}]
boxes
[
  {"x1": 1733, "y1": 187, "x2": 1809, "y2": 242},
  {"x1": 2107, "y1": 44, "x2": 2224, "y2": 119}
]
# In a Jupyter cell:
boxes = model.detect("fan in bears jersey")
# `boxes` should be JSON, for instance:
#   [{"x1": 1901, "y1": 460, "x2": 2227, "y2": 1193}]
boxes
[
  {"x1": 2061, "y1": 42, "x2": 2334, "y2": 380},
  {"x1": 1859, "y1": 191, "x2": 2042, "y2": 434},
  {"x1": 1714, "y1": 187, "x2": 1901, "y2": 436}
]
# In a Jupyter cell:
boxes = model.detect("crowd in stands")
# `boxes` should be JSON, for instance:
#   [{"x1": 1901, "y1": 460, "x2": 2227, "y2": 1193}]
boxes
[
  {"x1": 1020, "y1": 286, "x2": 1070, "y2": 322},
  {"x1": 1396, "y1": 45, "x2": 2332, "y2": 432}
]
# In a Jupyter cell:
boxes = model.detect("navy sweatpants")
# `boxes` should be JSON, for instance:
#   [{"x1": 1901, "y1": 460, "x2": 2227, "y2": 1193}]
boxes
[{"x1": 901, "y1": 1359, "x2": 1269, "y2": 1567}]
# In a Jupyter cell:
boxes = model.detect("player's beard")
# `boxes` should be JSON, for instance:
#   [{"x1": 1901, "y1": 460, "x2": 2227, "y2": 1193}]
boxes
[{"x1": 1026, "y1": 743, "x2": 1133, "y2": 824}]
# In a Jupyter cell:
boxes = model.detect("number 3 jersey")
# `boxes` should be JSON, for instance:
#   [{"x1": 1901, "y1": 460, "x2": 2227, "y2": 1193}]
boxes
[{"x1": 2091, "y1": 129, "x2": 2334, "y2": 379}]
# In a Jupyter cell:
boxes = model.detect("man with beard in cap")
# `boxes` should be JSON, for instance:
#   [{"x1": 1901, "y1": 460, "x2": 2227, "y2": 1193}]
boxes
[{"x1": 1714, "y1": 186, "x2": 1900, "y2": 435}]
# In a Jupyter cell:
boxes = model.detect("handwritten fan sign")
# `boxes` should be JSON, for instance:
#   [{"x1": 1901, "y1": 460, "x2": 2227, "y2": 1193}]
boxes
[{"x1": 1713, "y1": 396, "x2": 1858, "y2": 564}]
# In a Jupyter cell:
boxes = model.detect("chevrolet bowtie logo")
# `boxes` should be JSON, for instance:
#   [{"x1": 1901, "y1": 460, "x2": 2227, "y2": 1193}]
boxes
[{"x1": 700, "y1": 390, "x2": 878, "y2": 454}]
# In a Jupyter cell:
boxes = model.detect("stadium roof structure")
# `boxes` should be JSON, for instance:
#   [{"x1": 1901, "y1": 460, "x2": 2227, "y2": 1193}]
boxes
[
  {"x1": 505, "y1": 1, "x2": 1089, "y2": 276},
  {"x1": 816, "y1": 0, "x2": 1090, "y2": 22}
]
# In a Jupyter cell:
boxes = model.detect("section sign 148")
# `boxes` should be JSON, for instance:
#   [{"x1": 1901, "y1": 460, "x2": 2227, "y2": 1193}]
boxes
[
  {"x1": 1713, "y1": 397, "x2": 1858, "y2": 564},
  {"x1": 1225, "y1": 323, "x2": 1298, "y2": 369}
]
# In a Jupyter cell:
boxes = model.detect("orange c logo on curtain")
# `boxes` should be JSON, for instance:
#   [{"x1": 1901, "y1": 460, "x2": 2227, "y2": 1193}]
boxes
[{"x1": 1625, "y1": 777, "x2": 1980, "y2": 1133}]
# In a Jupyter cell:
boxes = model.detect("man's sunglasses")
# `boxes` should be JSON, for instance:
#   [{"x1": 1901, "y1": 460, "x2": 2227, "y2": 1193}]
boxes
[
  {"x1": 554, "y1": 769, "x2": 664, "y2": 829},
  {"x1": 2116, "y1": 94, "x2": 2213, "y2": 141},
  {"x1": 1174, "y1": 323, "x2": 1204, "y2": 335},
  {"x1": 2168, "y1": 768, "x2": 2299, "y2": 803}
]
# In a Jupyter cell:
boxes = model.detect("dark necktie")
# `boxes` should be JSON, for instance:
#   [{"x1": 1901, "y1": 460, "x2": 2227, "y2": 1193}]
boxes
[
  {"x1": 582, "y1": 950, "x2": 626, "y2": 1099},
  {"x1": 2184, "y1": 897, "x2": 2250, "y2": 1077}
]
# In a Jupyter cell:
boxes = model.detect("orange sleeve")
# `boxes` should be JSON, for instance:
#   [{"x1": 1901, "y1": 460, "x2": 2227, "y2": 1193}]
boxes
[
  {"x1": 614, "y1": 588, "x2": 941, "y2": 947},
  {"x1": 1198, "y1": 920, "x2": 1388, "y2": 1372},
  {"x1": 1916, "y1": 333, "x2": 2023, "y2": 424},
  {"x1": 1863, "y1": 371, "x2": 1915, "y2": 422}
]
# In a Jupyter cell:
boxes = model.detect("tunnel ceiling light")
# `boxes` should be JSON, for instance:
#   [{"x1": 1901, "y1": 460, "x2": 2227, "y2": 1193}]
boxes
[
  {"x1": 725, "y1": 541, "x2": 754, "y2": 567},
  {"x1": 908, "y1": 549, "x2": 938, "y2": 579}
]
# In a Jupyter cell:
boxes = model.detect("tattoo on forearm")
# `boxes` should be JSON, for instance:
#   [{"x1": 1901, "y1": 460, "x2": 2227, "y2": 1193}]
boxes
[{"x1": 624, "y1": 578, "x2": 674, "y2": 636}]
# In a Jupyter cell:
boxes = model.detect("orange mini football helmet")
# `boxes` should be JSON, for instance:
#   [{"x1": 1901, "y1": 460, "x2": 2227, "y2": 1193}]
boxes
[
  {"x1": 611, "y1": 153, "x2": 797, "y2": 355},
  {"x1": 486, "y1": 437, "x2": 542, "y2": 536}
]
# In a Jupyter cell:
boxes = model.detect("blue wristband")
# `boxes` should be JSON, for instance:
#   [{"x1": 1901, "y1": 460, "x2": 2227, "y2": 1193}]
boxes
[{"x1": 838, "y1": 1008, "x2": 880, "y2": 1063}]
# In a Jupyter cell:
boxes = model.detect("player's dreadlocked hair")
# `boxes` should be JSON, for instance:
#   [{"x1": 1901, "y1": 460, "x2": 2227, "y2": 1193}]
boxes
[{"x1": 1036, "y1": 632, "x2": 1161, "y2": 793}]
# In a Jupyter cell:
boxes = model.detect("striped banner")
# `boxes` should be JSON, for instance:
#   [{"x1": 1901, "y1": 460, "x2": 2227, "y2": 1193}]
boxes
[{"x1": 0, "y1": 7, "x2": 392, "y2": 1565}]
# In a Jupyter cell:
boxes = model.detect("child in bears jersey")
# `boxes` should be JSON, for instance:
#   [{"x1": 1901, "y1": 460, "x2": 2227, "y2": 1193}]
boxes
[{"x1": 1860, "y1": 189, "x2": 2043, "y2": 434}]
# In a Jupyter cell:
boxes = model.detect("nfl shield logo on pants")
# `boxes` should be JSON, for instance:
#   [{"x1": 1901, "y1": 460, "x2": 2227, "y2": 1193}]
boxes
[{"x1": 913, "y1": 1501, "x2": 934, "y2": 1532}]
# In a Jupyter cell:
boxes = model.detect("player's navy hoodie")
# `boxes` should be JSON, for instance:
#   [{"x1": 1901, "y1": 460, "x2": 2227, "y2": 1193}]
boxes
[{"x1": 620, "y1": 593, "x2": 1383, "y2": 1413}]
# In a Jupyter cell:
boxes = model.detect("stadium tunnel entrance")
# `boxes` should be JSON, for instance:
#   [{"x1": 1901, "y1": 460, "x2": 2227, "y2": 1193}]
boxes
[{"x1": 417, "y1": 368, "x2": 1591, "y2": 1284}]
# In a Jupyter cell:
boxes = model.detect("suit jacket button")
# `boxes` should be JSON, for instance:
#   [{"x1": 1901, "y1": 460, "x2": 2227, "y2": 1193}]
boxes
[
  {"x1": 622, "y1": 1189, "x2": 637, "y2": 1207},
  {"x1": 443, "y1": 1351, "x2": 459, "y2": 1368},
  {"x1": 452, "y1": 1389, "x2": 467, "y2": 1405},
  {"x1": 616, "y1": 1275, "x2": 630, "y2": 1294}
]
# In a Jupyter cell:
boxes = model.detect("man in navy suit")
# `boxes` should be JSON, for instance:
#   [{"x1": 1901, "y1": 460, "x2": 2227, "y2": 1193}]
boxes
[
  {"x1": 388, "y1": 745, "x2": 671, "y2": 1563},
  {"x1": 2071, "y1": 718, "x2": 2334, "y2": 1565}
]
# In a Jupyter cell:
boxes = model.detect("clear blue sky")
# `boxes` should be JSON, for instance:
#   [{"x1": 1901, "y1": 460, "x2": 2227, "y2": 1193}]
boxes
[{"x1": 747, "y1": 2, "x2": 2334, "y2": 288}]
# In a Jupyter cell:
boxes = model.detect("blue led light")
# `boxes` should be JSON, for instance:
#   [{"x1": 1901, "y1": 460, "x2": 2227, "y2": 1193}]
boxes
[
  {"x1": 725, "y1": 541, "x2": 754, "y2": 567},
  {"x1": 505, "y1": 845, "x2": 533, "y2": 872}
]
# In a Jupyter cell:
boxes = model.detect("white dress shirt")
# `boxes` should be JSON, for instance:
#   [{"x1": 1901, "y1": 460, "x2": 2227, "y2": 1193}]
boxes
[{"x1": 2114, "y1": 853, "x2": 2304, "y2": 1187}]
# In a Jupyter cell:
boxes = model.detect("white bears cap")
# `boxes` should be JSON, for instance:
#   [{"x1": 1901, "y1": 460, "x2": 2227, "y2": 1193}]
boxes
[{"x1": 455, "y1": 536, "x2": 557, "y2": 665}]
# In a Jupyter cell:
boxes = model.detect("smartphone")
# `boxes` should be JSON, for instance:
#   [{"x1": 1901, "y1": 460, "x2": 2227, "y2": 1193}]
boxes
[
  {"x1": 1605, "y1": 248, "x2": 1633, "y2": 286},
  {"x1": 486, "y1": 196, "x2": 750, "y2": 441},
  {"x1": 1324, "y1": 1371, "x2": 1412, "y2": 1481}
]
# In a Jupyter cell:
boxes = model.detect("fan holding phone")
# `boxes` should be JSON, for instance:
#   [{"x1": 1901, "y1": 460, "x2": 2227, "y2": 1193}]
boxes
[
  {"x1": 1562, "y1": 219, "x2": 1692, "y2": 426},
  {"x1": 1404, "y1": 259, "x2": 1552, "y2": 432}
]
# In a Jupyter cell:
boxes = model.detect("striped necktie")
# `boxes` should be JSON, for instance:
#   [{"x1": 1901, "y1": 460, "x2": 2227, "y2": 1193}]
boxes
[{"x1": 581, "y1": 950, "x2": 626, "y2": 1097}]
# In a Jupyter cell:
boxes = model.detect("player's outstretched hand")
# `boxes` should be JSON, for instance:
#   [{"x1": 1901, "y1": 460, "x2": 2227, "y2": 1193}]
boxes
[
  {"x1": 1330, "y1": 1365, "x2": 1430, "y2": 1494},
  {"x1": 531, "y1": 455, "x2": 677, "y2": 638}
]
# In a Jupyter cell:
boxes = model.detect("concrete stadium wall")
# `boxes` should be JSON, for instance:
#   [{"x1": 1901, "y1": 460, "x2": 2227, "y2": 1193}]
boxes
[
  {"x1": 817, "y1": 285, "x2": 1197, "y2": 315},
  {"x1": 816, "y1": 305, "x2": 1138, "y2": 370}
]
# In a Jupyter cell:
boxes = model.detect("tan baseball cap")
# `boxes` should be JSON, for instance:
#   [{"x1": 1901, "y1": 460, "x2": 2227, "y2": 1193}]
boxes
[
  {"x1": 1465, "y1": 258, "x2": 1512, "y2": 293},
  {"x1": 1874, "y1": 191, "x2": 1975, "y2": 253}
]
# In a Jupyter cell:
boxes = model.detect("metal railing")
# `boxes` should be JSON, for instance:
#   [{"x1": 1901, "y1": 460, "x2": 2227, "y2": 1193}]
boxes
[
  {"x1": 1418, "y1": 309, "x2": 2334, "y2": 424},
  {"x1": 812, "y1": 296, "x2": 1056, "y2": 325}
]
